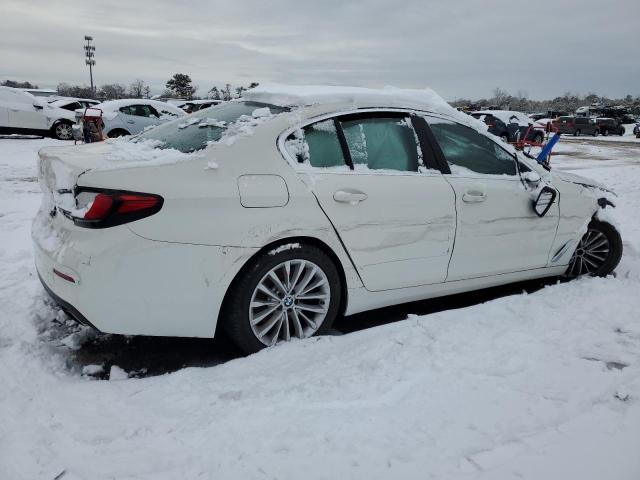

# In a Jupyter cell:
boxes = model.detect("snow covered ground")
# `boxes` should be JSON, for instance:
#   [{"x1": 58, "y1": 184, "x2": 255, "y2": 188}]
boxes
[{"x1": 1, "y1": 137, "x2": 639, "y2": 479}]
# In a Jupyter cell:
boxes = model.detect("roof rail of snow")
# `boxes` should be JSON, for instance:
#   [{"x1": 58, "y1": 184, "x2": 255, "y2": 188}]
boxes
[{"x1": 245, "y1": 83, "x2": 461, "y2": 117}]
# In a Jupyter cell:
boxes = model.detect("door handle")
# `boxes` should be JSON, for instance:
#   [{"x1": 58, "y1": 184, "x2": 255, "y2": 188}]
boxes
[
  {"x1": 333, "y1": 190, "x2": 368, "y2": 204},
  {"x1": 462, "y1": 191, "x2": 486, "y2": 203},
  {"x1": 126, "y1": 120, "x2": 135, "y2": 124}
]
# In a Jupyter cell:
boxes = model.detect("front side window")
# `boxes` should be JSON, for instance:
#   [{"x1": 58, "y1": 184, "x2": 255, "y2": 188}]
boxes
[{"x1": 427, "y1": 118, "x2": 516, "y2": 176}]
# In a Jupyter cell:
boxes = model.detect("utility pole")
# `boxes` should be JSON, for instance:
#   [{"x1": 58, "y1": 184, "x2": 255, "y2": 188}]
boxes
[{"x1": 84, "y1": 36, "x2": 96, "y2": 94}]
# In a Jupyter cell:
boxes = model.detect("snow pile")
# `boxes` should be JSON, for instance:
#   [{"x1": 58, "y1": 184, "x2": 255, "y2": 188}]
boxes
[{"x1": 1, "y1": 138, "x2": 640, "y2": 479}]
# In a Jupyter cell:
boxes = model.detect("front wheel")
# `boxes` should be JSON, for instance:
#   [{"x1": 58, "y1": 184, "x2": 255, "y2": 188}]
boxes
[
  {"x1": 566, "y1": 220, "x2": 622, "y2": 278},
  {"x1": 223, "y1": 244, "x2": 342, "y2": 354}
]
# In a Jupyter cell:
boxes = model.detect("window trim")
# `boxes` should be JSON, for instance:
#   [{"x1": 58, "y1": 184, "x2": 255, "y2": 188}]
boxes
[{"x1": 278, "y1": 107, "x2": 447, "y2": 175}]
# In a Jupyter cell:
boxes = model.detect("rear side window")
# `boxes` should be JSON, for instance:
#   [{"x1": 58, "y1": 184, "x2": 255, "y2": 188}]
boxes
[
  {"x1": 341, "y1": 117, "x2": 419, "y2": 172},
  {"x1": 286, "y1": 120, "x2": 345, "y2": 168},
  {"x1": 428, "y1": 118, "x2": 516, "y2": 176}
]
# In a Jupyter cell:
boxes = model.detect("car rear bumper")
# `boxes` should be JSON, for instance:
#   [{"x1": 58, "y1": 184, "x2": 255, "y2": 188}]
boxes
[
  {"x1": 37, "y1": 270, "x2": 101, "y2": 332},
  {"x1": 32, "y1": 207, "x2": 258, "y2": 338}
]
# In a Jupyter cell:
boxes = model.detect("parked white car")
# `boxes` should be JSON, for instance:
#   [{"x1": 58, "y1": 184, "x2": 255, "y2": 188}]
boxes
[
  {"x1": 33, "y1": 85, "x2": 622, "y2": 354},
  {"x1": 0, "y1": 86, "x2": 89, "y2": 140},
  {"x1": 86, "y1": 99, "x2": 186, "y2": 137}
]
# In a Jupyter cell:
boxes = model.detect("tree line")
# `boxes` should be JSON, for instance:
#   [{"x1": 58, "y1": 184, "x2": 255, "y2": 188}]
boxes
[
  {"x1": 51, "y1": 74, "x2": 258, "y2": 101},
  {"x1": 451, "y1": 87, "x2": 640, "y2": 115},
  {"x1": 3, "y1": 78, "x2": 639, "y2": 114}
]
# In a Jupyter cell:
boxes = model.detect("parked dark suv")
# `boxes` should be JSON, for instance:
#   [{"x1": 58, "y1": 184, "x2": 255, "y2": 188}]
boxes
[
  {"x1": 471, "y1": 111, "x2": 544, "y2": 143},
  {"x1": 553, "y1": 116, "x2": 598, "y2": 136},
  {"x1": 595, "y1": 118, "x2": 625, "y2": 136}
]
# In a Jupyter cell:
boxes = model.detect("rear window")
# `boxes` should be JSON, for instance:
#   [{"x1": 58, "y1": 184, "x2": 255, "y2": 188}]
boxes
[{"x1": 137, "y1": 101, "x2": 288, "y2": 153}]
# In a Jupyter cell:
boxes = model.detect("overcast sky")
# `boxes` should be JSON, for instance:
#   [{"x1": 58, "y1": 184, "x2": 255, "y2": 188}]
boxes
[{"x1": 2, "y1": 0, "x2": 638, "y2": 100}]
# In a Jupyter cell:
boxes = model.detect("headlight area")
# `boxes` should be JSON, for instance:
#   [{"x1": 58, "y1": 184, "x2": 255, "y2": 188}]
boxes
[{"x1": 59, "y1": 188, "x2": 164, "y2": 229}]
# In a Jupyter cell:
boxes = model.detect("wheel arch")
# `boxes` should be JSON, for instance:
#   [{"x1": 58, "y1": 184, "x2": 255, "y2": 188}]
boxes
[
  {"x1": 107, "y1": 128, "x2": 130, "y2": 138},
  {"x1": 219, "y1": 236, "x2": 350, "y2": 324},
  {"x1": 50, "y1": 118, "x2": 73, "y2": 131}
]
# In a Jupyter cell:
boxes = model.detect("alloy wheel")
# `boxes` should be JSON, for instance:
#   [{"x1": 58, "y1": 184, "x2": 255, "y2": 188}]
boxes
[
  {"x1": 55, "y1": 123, "x2": 73, "y2": 140},
  {"x1": 567, "y1": 228, "x2": 611, "y2": 277},
  {"x1": 249, "y1": 259, "x2": 330, "y2": 346}
]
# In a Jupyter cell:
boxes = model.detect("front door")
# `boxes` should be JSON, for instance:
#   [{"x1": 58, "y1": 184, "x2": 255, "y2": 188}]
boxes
[
  {"x1": 425, "y1": 116, "x2": 559, "y2": 281},
  {"x1": 284, "y1": 113, "x2": 457, "y2": 291}
]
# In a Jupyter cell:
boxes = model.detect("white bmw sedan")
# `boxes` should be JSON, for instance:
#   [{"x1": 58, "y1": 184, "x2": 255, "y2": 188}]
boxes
[{"x1": 33, "y1": 85, "x2": 622, "y2": 354}]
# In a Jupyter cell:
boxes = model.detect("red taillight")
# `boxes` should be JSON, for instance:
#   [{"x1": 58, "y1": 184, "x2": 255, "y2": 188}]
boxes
[
  {"x1": 84, "y1": 193, "x2": 114, "y2": 220},
  {"x1": 115, "y1": 194, "x2": 160, "y2": 214},
  {"x1": 73, "y1": 190, "x2": 163, "y2": 228}
]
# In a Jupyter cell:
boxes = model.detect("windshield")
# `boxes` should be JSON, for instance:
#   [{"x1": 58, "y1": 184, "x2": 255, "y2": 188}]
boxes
[{"x1": 137, "y1": 101, "x2": 289, "y2": 153}]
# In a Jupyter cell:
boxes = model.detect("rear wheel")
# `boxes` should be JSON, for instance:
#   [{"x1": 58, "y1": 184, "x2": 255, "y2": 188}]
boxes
[
  {"x1": 574, "y1": 129, "x2": 581, "y2": 136},
  {"x1": 533, "y1": 133, "x2": 544, "y2": 143},
  {"x1": 593, "y1": 129, "x2": 599, "y2": 137},
  {"x1": 566, "y1": 220, "x2": 622, "y2": 278},
  {"x1": 602, "y1": 129, "x2": 609, "y2": 136},
  {"x1": 223, "y1": 244, "x2": 342, "y2": 355},
  {"x1": 500, "y1": 133, "x2": 509, "y2": 143},
  {"x1": 52, "y1": 121, "x2": 73, "y2": 140}
]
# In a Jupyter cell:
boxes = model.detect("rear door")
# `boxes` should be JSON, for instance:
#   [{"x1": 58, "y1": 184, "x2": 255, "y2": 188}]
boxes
[
  {"x1": 119, "y1": 105, "x2": 158, "y2": 134},
  {"x1": 283, "y1": 112, "x2": 456, "y2": 291},
  {"x1": 424, "y1": 116, "x2": 559, "y2": 281}
]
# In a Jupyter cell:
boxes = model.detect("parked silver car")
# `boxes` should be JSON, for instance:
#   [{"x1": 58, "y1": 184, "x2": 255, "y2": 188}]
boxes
[{"x1": 81, "y1": 99, "x2": 186, "y2": 137}]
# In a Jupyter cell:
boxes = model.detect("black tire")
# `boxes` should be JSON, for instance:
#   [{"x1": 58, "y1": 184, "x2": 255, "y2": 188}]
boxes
[
  {"x1": 51, "y1": 121, "x2": 73, "y2": 140},
  {"x1": 593, "y1": 129, "x2": 599, "y2": 137},
  {"x1": 107, "y1": 129, "x2": 130, "y2": 138},
  {"x1": 602, "y1": 129, "x2": 609, "y2": 137},
  {"x1": 618, "y1": 127, "x2": 625, "y2": 136},
  {"x1": 574, "y1": 129, "x2": 581, "y2": 136},
  {"x1": 566, "y1": 219, "x2": 622, "y2": 278},
  {"x1": 223, "y1": 244, "x2": 342, "y2": 355},
  {"x1": 500, "y1": 133, "x2": 509, "y2": 143}
]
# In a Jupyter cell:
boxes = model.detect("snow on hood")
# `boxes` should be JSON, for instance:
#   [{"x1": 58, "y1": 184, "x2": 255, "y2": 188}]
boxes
[{"x1": 552, "y1": 170, "x2": 612, "y2": 193}]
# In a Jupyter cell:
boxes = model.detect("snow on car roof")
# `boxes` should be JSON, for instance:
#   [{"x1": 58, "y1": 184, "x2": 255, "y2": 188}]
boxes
[
  {"x1": 93, "y1": 99, "x2": 186, "y2": 116},
  {"x1": 245, "y1": 83, "x2": 468, "y2": 121}
]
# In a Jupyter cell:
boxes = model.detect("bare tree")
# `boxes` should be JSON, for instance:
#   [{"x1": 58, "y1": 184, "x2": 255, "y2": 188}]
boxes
[
  {"x1": 128, "y1": 79, "x2": 147, "y2": 98},
  {"x1": 98, "y1": 83, "x2": 127, "y2": 100}
]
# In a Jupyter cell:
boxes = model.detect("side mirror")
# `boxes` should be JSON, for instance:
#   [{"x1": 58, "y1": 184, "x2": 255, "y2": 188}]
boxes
[{"x1": 533, "y1": 186, "x2": 557, "y2": 217}]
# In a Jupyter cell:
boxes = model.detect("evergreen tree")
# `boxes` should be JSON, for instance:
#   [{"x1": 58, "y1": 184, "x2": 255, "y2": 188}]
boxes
[{"x1": 166, "y1": 73, "x2": 196, "y2": 99}]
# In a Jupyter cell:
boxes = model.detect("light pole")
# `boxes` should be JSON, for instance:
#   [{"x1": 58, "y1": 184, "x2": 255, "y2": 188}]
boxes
[{"x1": 84, "y1": 36, "x2": 96, "y2": 94}]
